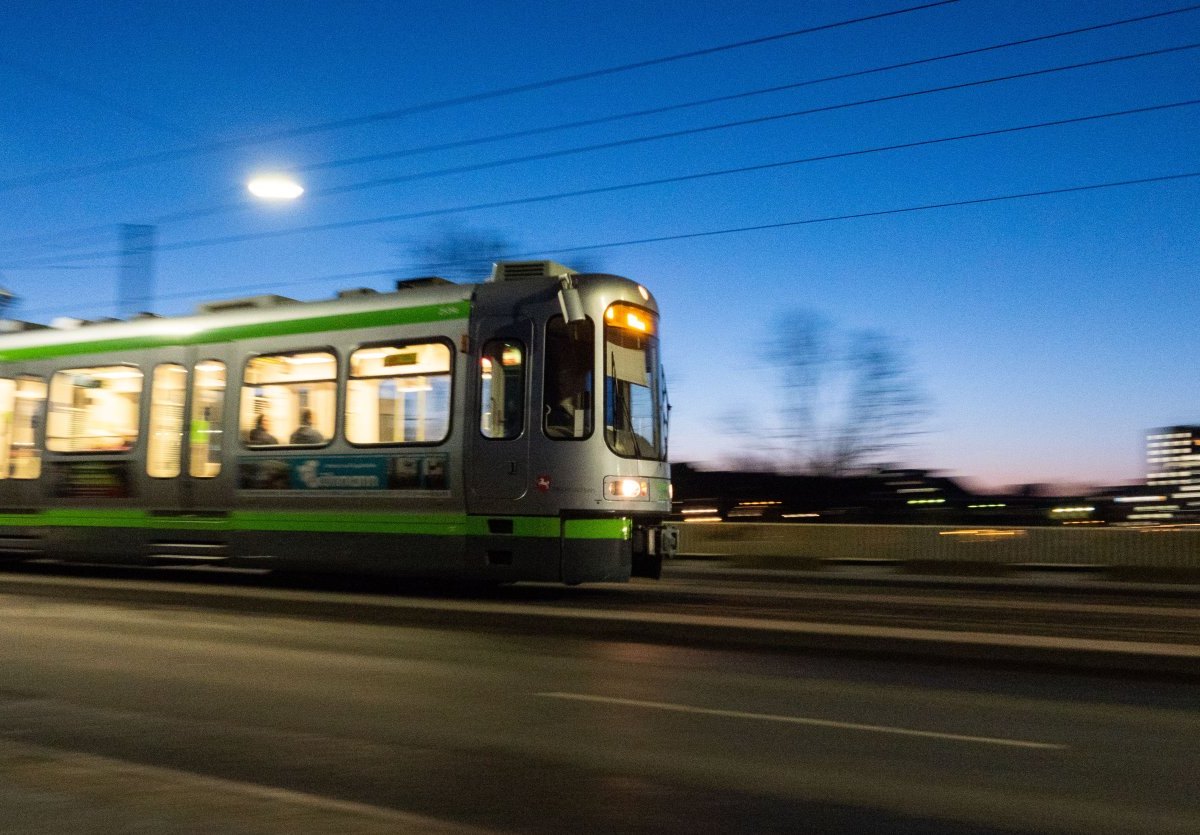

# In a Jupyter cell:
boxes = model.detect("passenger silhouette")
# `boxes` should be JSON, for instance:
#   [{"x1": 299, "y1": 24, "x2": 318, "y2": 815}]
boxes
[
  {"x1": 289, "y1": 408, "x2": 324, "y2": 445},
  {"x1": 248, "y1": 414, "x2": 278, "y2": 445}
]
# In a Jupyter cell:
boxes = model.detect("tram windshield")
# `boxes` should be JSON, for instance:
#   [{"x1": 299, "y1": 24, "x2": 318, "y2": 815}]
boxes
[{"x1": 604, "y1": 302, "x2": 665, "y2": 460}]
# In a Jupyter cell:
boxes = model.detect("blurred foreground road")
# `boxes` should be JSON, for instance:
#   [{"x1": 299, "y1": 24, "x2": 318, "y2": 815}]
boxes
[{"x1": 0, "y1": 561, "x2": 1198, "y2": 833}]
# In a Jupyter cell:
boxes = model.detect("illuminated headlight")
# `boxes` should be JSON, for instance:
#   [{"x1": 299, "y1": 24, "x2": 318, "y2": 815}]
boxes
[{"x1": 604, "y1": 476, "x2": 649, "y2": 500}]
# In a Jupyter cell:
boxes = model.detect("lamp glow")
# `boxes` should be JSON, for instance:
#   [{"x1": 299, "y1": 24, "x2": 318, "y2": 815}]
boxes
[{"x1": 247, "y1": 175, "x2": 304, "y2": 200}]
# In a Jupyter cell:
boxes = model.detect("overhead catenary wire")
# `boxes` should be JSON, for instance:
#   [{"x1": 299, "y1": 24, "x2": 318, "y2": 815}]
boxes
[
  {"x1": 6, "y1": 2, "x2": 1198, "y2": 253},
  {"x1": 242, "y1": 3, "x2": 1200, "y2": 179},
  {"x1": 0, "y1": 52, "x2": 195, "y2": 139},
  {"x1": 9, "y1": 98, "x2": 1195, "y2": 270},
  {"x1": 516, "y1": 172, "x2": 1200, "y2": 261},
  {"x1": 284, "y1": 45, "x2": 1200, "y2": 200},
  {"x1": 4, "y1": 39, "x2": 1196, "y2": 271},
  {"x1": 0, "y1": 0, "x2": 961, "y2": 194},
  {"x1": 13, "y1": 170, "x2": 1199, "y2": 321}
]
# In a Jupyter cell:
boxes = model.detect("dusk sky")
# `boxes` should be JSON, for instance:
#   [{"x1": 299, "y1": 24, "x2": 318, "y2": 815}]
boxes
[{"x1": 2, "y1": 0, "x2": 1197, "y2": 490}]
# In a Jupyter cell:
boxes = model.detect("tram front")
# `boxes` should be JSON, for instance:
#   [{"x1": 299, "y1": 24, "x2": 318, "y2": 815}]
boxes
[
  {"x1": 470, "y1": 262, "x2": 674, "y2": 584},
  {"x1": 543, "y1": 272, "x2": 673, "y2": 582}
]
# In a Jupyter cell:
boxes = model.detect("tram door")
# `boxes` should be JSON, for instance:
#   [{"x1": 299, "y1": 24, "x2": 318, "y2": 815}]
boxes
[
  {"x1": 181, "y1": 346, "x2": 232, "y2": 511},
  {"x1": 468, "y1": 318, "x2": 532, "y2": 506},
  {"x1": 143, "y1": 348, "x2": 229, "y2": 512},
  {"x1": 0, "y1": 375, "x2": 44, "y2": 511}
]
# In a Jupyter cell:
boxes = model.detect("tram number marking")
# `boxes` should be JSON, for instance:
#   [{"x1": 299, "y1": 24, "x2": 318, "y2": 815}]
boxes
[{"x1": 536, "y1": 474, "x2": 552, "y2": 492}]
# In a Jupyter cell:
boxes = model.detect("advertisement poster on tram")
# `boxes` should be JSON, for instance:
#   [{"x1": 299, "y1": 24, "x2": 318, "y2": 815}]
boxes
[{"x1": 238, "y1": 454, "x2": 448, "y2": 492}]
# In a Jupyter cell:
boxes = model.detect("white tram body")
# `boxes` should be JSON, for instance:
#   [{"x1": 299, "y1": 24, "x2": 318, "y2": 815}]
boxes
[{"x1": 0, "y1": 261, "x2": 674, "y2": 583}]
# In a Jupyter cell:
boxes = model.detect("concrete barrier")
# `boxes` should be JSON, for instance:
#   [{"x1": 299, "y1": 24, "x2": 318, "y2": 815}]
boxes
[{"x1": 675, "y1": 522, "x2": 1200, "y2": 574}]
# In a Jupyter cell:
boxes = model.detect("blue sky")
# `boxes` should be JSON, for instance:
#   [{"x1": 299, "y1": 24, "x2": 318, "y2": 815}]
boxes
[{"x1": 2, "y1": 0, "x2": 1197, "y2": 490}]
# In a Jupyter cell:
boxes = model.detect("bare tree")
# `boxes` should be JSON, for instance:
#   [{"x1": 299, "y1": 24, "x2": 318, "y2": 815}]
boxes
[
  {"x1": 403, "y1": 222, "x2": 605, "y2": 280},
  {"x1": 0, "y1": 282, "x2": 17, "y2": 319},
  {"x1": 404, "y1": 222, "x2": 515, "y2": 281},
  {"x1": 752, "y1": 312, "x2": 929, "y2": 476}
]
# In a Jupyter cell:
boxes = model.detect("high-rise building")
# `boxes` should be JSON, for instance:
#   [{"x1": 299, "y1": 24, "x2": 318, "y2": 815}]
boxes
[{"x1": 1139, "y1": 426, "x2": 1200, "y2": 522}]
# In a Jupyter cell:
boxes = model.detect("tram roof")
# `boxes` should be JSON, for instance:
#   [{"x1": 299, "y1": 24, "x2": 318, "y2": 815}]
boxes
[{"x1": 0, "y1": 278, "x2": 476, "y2": 364}]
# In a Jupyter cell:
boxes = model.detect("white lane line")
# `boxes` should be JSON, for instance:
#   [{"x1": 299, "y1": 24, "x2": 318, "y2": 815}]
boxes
[
  {"x1": 535, "y1": 692, "x2": 1068, "y2": 751},
  {"x1": 0, "y1": 738, "x2": 491, "y2": 834}
]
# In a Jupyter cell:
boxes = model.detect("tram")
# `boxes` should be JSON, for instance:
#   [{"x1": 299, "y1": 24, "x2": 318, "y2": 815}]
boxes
[{"x1": 0, "y1": 261, "x2": 674, "y2": 584}]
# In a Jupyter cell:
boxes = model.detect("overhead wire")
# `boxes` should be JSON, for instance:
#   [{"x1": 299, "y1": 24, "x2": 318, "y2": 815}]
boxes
[
  {"x1": 296, "y1": 45, "x2": 1200, "y2": 199},
  {"x1": 0, "y1": 52, "x2": 194, "y2": 139},
  {"x1": 12, "y1": 170, "x2": 1199, "y2": 320},
  {"x1": 6, "y1": 2, "x2": 1197, "y2": 252},
  {"x1": 0, "y1": 0, "x2": 960, "y2": 193},
  {"x1": 255, "y1": 2, "x2": 1200, "y2": 178},
  {"x1": 509, "y1": 172, "x2": 1200, "y2": 261},
  {"x1": 5, "y1": 42, "x2": 1196, "y2": 270}
]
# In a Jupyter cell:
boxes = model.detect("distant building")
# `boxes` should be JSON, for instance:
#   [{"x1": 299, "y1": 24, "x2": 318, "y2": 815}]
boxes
[{"x1": 1135, "y1": 426, "x2": 1200, "y2": 523}]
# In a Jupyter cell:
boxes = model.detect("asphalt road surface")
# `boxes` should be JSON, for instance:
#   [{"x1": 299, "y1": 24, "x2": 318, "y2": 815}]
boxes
[{"x1": 1, "y1": 567, "x2": 1198, "y2": 833}]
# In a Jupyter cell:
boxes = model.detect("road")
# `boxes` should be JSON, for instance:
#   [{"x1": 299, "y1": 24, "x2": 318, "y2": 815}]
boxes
[{"x1": 0, "y1": 562, "x2": 1198, "y2": 833}]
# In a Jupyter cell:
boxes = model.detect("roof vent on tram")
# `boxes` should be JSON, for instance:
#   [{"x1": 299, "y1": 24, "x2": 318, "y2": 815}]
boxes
[
  {"x1": 489, "y1": 260, "x2": 577, "y2": 282},
  {"x1": 336, "y1": 287, "x2": 379, "y2": 299},
  {"x1": 395, "y1": 276, "x2": 455, "y2": 290},
  {"x1": 196, "y1": 295, "x2": 299, "y2": 314},
  {"x1": 0, "y1": 319, "x2": 49, "y2": 333}
]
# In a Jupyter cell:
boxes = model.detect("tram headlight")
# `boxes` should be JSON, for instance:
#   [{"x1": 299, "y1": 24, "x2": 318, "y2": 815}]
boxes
[{"x1": 604, "y1": 476, "x2": 649, "y2": 500}]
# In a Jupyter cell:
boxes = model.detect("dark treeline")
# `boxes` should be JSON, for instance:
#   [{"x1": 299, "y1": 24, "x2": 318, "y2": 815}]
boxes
[{"x1": 671, "y1": 463, "x2": 1127, "y2": 526}]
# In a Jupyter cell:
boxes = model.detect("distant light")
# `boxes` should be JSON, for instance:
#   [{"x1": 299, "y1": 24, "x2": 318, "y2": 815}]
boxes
[
  {"x1": 247, "y1": 175, "x2": 304, "y2": 200},
  {"x1": 938, "y1": 529, "x2": 1025, "y2": 538}
]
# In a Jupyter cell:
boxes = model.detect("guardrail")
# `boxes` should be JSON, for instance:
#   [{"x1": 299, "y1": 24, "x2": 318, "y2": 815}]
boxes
[{"x1": 675, "y1": 522, "x2": 1200, "y2": 574}]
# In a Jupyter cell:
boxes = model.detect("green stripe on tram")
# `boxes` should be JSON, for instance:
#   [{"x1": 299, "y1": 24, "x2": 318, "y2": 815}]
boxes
[
  {"x1": 231, "y1": 511, "x2": 467, "y2": 535},
  {"x1": 0, "y1": 301, "x2": 472, "y2": 362},
  {"x1": 564, "y1": 518, "x2": 632, "y2": 540},
  {"x1": 464, "y1": 516, "x2": 562, "y2": 538},
  {"x1": 0, "y1": 509, "x2": 632, "y2": 540}
]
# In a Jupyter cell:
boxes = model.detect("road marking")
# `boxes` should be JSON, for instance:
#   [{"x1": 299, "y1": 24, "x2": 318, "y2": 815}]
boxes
[
  {"x1": 535, "y1": 692, "x2": 1068, "y2": 750},
  {"x1": 0, "y1": 738, "x2": 491, "y2": 833},
  {"x1": 632, "y1": 580, "x2": 1200, "y2": 620}
]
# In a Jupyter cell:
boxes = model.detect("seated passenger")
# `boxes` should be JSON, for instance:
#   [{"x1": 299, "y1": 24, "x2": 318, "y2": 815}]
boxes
[
  {"x1": 289, "y1": 408, "x2": 324, "y2": 445},
  {"x1": 248, "y1": 414, "x2": 279, "y2": 445}
]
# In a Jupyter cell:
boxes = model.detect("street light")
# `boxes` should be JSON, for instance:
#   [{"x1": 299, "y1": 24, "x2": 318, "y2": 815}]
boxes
[{"x1": 247, "y1": 174, "x2": 304, "y2": 200}]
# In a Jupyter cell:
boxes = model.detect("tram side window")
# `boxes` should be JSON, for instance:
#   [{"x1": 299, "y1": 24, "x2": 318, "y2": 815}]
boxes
[
  {"x1": 480, "y1": 340, "x2": 524, "y2": 440},
  {"x1": 544, "y1": 316, "x2": 593, "y2": 439},
  {"x1": 190, "y1": 361, "x2": 225, "y2": 477},
  {"x1": 241, "y1": 351, "x2": 335, "y2": 447},
  {"x1": 47, "y1": 366, "x2": 143, "y2": 452},
  {"x1": 11, "y1": 377, "x2": 45, "y2": 478},
  {"x1": 346, "y1": 341, "x2": 451, "y2": 445}
]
